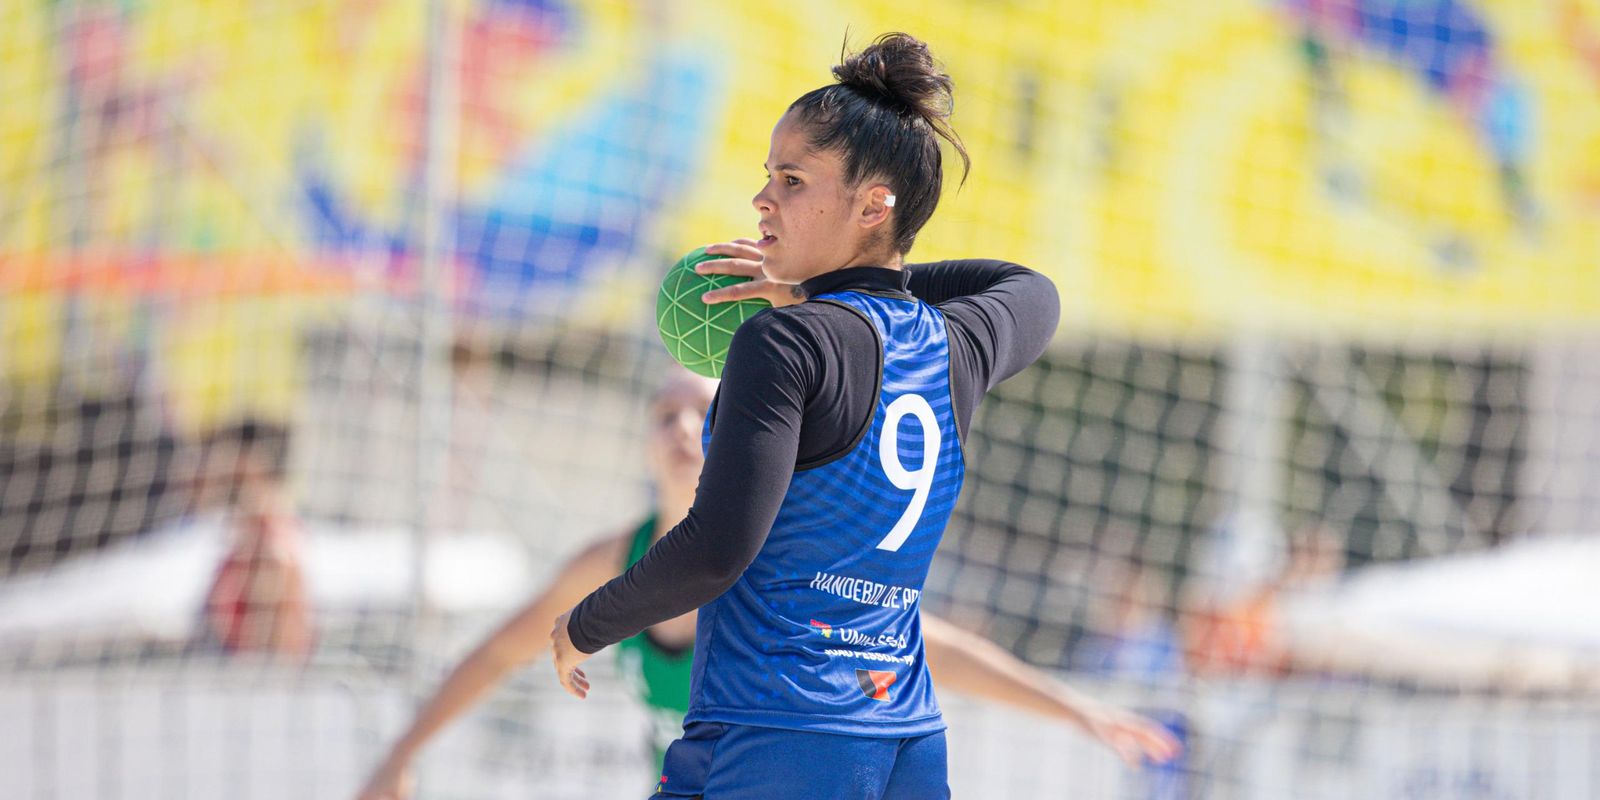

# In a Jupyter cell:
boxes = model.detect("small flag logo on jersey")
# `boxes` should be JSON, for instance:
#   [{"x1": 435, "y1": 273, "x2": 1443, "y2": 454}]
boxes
[
  {"x1": 810, "y1": 619, "x2": 833, "y2": 638},
  {"x1": 856, "y1": 669, "x2": 897, "y2": 702}
]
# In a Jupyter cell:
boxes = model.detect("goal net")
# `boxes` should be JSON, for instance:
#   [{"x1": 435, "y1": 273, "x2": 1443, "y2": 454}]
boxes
[{"x1": 3, "y1": 1, "x2": 1600, "y2": 798}]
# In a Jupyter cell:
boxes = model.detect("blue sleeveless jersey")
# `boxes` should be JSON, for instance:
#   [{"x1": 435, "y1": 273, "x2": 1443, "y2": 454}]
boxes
[{"x1": 684, "y1": 289, "x2": 966, "y2": 737}]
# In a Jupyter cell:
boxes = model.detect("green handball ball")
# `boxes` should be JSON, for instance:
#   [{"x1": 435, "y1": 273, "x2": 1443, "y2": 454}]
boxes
[{"x1": 656, "y1": 247, "x2": 771, "y2": 378}]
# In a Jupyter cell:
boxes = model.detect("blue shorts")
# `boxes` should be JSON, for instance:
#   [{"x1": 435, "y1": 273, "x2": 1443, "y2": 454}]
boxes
[{"x1": 653, "y1": 722, "x2": 949, "y2": 799}]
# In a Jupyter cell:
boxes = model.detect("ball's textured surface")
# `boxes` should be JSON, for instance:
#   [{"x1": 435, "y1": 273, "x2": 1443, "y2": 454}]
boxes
[{"x1": 656, "y1": 247, "x2": 771, "y2": 378}]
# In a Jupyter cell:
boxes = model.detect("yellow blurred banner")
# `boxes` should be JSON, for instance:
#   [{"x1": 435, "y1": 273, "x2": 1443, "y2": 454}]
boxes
[
  {"x1": 666, "y1": 0, "x2": 1600, "y2": 336},
  {"x1": 3, "y1": 0, "x2": 1598, "y2": 344}
]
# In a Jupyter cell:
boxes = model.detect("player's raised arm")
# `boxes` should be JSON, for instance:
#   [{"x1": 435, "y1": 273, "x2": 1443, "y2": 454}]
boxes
[
  {"x1": 905, "y1": 259, "x2": 1061, "y2": 391},
  {"x1": 358, "y1": 535, "x2": 625, "y2": 800},
  {"x1": 921, "y1": 614, "x2": 1181, "y2": 768}
]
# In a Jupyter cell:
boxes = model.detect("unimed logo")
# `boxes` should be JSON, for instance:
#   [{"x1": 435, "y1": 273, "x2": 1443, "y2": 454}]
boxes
[
  {"x1": 810, "y1": 619, "x2": 833, "y2": 638},
  {"x1": 855, "y1": 669, "x2": 897, "y2": 702}
]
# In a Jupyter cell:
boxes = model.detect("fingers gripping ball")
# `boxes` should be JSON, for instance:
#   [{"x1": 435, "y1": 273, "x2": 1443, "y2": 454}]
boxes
[{"x1": 656, "y1": 247, "x2": 771, "y2": 378}]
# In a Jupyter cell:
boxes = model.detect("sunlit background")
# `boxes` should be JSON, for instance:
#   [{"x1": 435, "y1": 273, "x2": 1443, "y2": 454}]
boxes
[{"x1": 3, "y1": 1, "x2": 1600, "y2": 797}]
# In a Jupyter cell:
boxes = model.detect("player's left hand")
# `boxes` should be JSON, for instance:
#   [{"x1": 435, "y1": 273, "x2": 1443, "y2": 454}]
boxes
[
  {"x1": 1081, "y1": 704, "x2": 1184, "y2": 768},
  {"x1": 697, "y1": 240, "x2": 806, "y2": 307},
  {"x1": 550, "y1": 609, "x2": 592, "y2": 699}
]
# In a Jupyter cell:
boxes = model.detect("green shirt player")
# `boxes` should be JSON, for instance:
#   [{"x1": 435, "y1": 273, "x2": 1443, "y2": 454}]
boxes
[
  {"x1": 613, "y1": 512, "x2": 694, "y2": 760},
  {"x1": 357, "y1": 371, "x2": 1179, "y2": 800}
]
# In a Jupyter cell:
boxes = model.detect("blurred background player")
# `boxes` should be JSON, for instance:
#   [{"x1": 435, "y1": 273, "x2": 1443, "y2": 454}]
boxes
[
  {"x1": 1073, "y1": 532, "x2": 1184, "y2": 682},
  {"x1": 357, "y1": 370, "x2": 1179, "y2": 799},
  {"x1": 1184, "y1": 523, "x2": 1347, "y2": 678},
  {"x1": 198, "y1": 418, "x2": 314, "y2": 659}
]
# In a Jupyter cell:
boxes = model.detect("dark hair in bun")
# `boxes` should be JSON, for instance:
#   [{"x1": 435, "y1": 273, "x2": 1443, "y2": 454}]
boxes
[{"x1": 788, "y1": 32, "x2": 970, "y2": 255}]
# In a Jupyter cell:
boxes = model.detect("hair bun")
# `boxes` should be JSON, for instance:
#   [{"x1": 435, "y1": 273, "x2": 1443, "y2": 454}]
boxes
[
  {"x1": 832, "y1": 32, "x2": 954, "y2": 122},
  {"x1": 789, "y1": 31, "x2": 971, "y2": 253}
]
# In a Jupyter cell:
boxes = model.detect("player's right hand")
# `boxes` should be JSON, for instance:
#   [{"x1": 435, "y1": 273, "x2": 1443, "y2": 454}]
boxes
[
  {"x1": 697, "y1": 240, "x2": 806, "y2": 307},
  {"x1": 356, "y1": 760, "x2": 415, "y2": 800}
]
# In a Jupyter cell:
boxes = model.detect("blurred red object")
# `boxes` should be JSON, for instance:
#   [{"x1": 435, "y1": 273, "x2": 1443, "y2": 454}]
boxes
[{"x1": 205, "y1": 505, "x2": 315, "y2": 659}]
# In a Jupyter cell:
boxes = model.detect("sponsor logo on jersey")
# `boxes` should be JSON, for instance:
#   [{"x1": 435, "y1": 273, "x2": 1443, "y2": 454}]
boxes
[
  {"x1": 855, "y1": 668, "x2": 898, "y2": 702},
  {"x1": 811, "y1": 618, "x2": 909, "y2": 650},
  {"x1": 826, "y1": 648, "x2": 914, "y2": 665},
  {"x1": 810, "y1": 571, "x2": 921, "y2": 609},
  {"x1": 839, "y1": 626, "x2": 908, "y2": 649}
]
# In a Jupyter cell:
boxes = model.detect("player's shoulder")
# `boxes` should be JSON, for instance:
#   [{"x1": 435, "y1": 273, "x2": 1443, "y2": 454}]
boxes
[
  {"x1": 724, "y1": 302, "x2": 871, "y2": 387},
  {"x1": 739, "y1": 300, "x2": 881, "y2": 357},
  {"x1": 728, "y1": 302, "x2": 843, "y2": 352},
  {"x1": 906, "y1": 257, "x2": 1030, "y2": 270},
  {"x1": 753, "y1": 299, "x2": 853, "y2": 326},
  {"x1": 772, "y1": 298, "x2": 882, "y2": 334}
]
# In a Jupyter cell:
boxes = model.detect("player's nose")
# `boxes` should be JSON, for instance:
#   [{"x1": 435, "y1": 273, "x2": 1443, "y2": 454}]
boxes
[{"x1": 752, "y1": 185, "x2": 775, "y2": 214}]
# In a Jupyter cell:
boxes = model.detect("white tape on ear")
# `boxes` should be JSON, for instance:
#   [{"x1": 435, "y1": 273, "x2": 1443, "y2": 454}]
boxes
[{"x1": 884, "y1": 194, "x2": 896, "y2": 208}]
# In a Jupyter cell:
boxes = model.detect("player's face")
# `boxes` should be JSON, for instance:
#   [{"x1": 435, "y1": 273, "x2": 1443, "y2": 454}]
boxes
[
  {"x1": 752, "y1": 112, "x2": 891, "y2": 283},
  {"x1": 646, "y1": 375, "x2": 716, "y2": 489}
]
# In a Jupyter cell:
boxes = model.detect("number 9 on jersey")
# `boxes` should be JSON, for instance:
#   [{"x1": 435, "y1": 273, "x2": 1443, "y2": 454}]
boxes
[{"x1": 876, "y1": 393, "x2": 940, "y2": 552}]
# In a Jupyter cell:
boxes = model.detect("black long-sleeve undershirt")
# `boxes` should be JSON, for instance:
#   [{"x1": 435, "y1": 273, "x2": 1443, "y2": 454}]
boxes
[{"x1": 566, "y1": 259, "x2": 1060, "y2": 654}]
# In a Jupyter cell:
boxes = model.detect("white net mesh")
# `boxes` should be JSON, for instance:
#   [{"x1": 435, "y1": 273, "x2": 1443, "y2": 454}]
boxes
[{"x1": 4, "y1": 1, "x2": 1600, "y2": 797}]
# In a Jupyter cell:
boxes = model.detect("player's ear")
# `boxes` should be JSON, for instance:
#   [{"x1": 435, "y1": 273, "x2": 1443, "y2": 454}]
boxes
[{"x1": 857, "y1": 184, "x2": 894, "y2": 231}]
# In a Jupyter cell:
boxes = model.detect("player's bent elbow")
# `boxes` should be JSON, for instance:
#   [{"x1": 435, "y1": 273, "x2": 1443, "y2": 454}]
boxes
[{"x1": 696, "y1": 548, "x2": 757, "y2": 595}]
